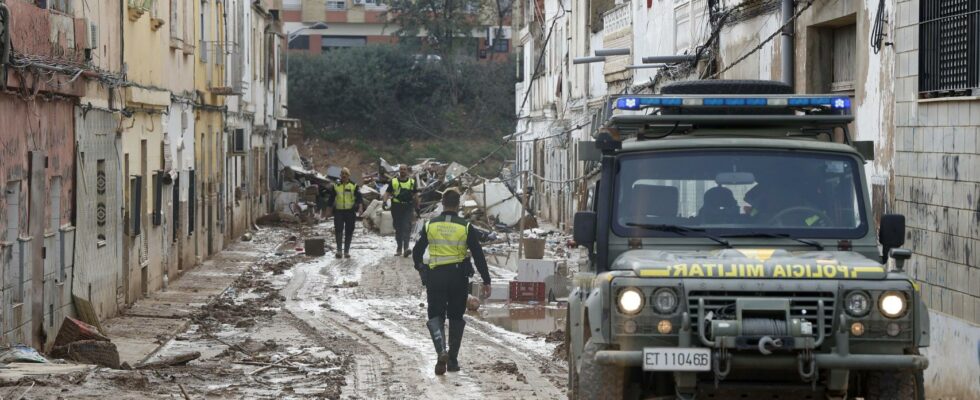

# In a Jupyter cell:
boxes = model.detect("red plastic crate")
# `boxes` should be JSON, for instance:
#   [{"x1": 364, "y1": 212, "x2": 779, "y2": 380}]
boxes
[{"x1": 509, "y1": 281, "x2": 546, "y2": 302}]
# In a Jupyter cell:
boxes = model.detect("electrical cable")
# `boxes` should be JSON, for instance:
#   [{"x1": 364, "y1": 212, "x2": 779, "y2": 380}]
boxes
[
  {"x1": 871, "y1": 0, "x2": 888, "y2": 54},
  {"x1": 707, "y1": 0, "x2": 815, "y2": 80},
  {"x1": 516, "y1": 3, "x2": 567, "y2": 119}
]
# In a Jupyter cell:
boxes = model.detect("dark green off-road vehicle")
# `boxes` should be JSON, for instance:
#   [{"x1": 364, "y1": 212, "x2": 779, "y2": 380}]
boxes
[{"x1": 567, "y1": 80, "x2": 929, "y2": 400}]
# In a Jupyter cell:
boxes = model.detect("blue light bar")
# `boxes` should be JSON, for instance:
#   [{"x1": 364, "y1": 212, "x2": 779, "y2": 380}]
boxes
[
  {"x1": 614, "y1": 96, "x2": 852, "y2": 110},
  {"x1": 616, "y1": 97, "x2": 684, "y2": 110}
]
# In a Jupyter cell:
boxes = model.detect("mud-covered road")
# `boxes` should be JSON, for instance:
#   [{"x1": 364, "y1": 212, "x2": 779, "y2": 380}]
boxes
[
  {"x1": 8, "y1": 224, "x2": 568, "y2": 399},
  {"x1": 284, "y1": 231, "x2": 568, "y2": 400}
]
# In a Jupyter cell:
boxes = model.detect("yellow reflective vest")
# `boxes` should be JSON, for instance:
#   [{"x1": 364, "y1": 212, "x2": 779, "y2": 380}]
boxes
[
  {"x1": 425, "y1": 216, "x2": 469, "y2": 268},
  {"x1": 334, "y1": 182, "x2": 357, "y2": 210},
  {"x1": 391, "y1": 178, "x2": 415, "y2": 203}
]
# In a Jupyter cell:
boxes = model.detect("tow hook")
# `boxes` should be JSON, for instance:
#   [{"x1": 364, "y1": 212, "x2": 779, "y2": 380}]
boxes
[
  {"x1": 758, "y1": 336, "x2": 782, "y2": 355},
  {"x1": 712, "y1": 347, "x2": 732, "y2": 388}
]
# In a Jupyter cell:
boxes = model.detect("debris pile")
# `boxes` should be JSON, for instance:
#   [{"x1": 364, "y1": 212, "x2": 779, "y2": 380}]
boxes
[
  {"x1": 356, "y1": 157, "x2": 526, "y2": 237},
  {"x1": 46, "y1": 317, "x2": 123, "y2": 369}
]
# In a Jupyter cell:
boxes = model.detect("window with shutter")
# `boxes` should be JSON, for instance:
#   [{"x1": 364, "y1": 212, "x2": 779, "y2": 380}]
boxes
[
  {"x1": 831, "y1": 25, "x2": 856, "y2": 92},
  {"x1": 919, "y1": 0, "x2": 980, "y2": 96}
]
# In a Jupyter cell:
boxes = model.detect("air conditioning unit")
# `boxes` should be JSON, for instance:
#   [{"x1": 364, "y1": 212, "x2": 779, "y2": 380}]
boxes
[
  {"x1": 352, "y1": 0, "x2": 365, "y2": 5},
  {"x1": 88, "y1": 22, "x2": 99, "y2": 49}
]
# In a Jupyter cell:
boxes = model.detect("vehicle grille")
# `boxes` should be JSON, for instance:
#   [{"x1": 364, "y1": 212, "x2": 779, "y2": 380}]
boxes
[{"x1": 687, "y1": 290, "x2": 836, "y2": 338}]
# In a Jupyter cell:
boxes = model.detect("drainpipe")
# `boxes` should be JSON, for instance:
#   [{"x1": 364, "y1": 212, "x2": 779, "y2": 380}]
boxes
[{"x1": 780, "y1": 0, "x2": 794, "y2": 87}]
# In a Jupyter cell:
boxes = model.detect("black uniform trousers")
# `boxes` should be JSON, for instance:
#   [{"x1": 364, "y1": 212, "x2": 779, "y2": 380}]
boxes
[
  {"x1": 391, "y1": 202, "x2": 413, "y2": 250},
  {"x1": 333, "y1": 209, "x2": 356, "y2": 253},
  {"x1": 425, "y1": 263, "x2": 468, "y2": 321}
]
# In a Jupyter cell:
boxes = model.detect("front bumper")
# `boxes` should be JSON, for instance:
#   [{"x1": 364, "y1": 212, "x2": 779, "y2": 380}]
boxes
[{"x1": 594, "y1": 350, "x2": 929, "y2": 370}]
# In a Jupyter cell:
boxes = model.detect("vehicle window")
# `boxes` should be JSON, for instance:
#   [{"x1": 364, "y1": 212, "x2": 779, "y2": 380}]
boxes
[{"x1": 613, "y1": 150, "x2": 867, "y2": 238}]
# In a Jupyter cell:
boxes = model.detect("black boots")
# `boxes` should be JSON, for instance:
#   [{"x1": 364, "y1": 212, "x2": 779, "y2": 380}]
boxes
[
  {"x1": 447, "y1": 318, "x2": 465, "y2": 372},
  {"x1": 426, "y1": 318, "x2": 449, "y2": 375}
]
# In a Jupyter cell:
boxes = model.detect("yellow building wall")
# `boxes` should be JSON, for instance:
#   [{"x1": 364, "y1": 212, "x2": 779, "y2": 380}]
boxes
[
  {"x1": 120, "y1": 0, "x2": 178, "y2": 303},
  {"x1": 193, "y1": 0, "x2": 228, "y2": 257}
]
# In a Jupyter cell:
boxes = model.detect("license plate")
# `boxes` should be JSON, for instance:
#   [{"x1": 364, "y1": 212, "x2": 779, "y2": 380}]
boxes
[{"x1": 642, "y1": 348, "x2": 711, "y2": 371}]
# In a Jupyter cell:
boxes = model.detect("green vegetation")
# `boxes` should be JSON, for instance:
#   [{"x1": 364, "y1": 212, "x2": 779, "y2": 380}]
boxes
[{"x1": 288, "y1": 45, "x2": 516, "y2": 175}]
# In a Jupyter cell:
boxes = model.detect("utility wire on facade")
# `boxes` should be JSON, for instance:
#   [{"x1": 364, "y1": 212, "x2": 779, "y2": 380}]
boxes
[
  {"x1": 516, "y1": 5, "x2": 566, "y2": 119},
  {"x1": 707, "y1": 0, "x2": 815, "y2": 80}
]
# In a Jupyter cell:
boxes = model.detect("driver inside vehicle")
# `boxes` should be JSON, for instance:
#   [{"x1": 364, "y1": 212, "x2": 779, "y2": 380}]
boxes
[{"x1": 743, "y1": 168, "x2": 828, "y2": 227}]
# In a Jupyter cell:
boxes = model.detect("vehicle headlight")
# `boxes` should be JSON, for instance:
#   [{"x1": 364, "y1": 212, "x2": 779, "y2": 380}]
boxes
[
  {"x1": 617, "y1": 288, "x2": 644, "y2": 315},
  {"x1": 652, "y1": 288, "x2": 679, "y2": 314},
  {"x1": 878, "y1": 291, "x2": 908, "y2": 318},
  {"x1": 844, "y1": 291, "x2": 871, "y2": 317}
]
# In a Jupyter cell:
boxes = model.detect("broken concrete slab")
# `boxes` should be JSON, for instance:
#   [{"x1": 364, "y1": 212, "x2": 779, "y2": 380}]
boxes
[
  {"x1": 102, "y1": 316, "x2": 190, "y2": 366},
  {"x1": 0, "y1": 363, "x2": 93, "y2": 382}
]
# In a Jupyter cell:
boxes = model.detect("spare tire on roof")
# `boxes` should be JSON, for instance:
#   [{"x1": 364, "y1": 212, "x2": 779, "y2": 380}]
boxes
[{"x1": 661, "y1": 79, "x2": 794, "y2": 95}]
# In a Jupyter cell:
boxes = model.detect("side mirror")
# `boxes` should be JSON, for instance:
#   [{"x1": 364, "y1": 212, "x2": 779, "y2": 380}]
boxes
[
  {"x1": 573, "y1": 211, "x2": 597, "y2": 249},
  {"x1": 879, "y1": 214, "x2": 906, "y2": 262}
]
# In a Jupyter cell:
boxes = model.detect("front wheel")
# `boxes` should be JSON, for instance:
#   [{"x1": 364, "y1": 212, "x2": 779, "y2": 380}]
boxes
[
  {"x1": 863, "y1": 370, "x2": 924, "y2": 400},
  {"x1": 577, "y1": 338, "x2": 626, "y2": 400}
]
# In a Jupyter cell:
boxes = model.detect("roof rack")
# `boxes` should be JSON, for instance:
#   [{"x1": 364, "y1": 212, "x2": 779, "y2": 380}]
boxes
[{"x1": 591, "y1": 94, "x2": 855, "y2": 138}]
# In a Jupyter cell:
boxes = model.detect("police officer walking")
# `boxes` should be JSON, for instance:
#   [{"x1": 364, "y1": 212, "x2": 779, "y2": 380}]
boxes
[
  {"x1": 326, "y1": 168, "x2": 363, "y2": 259},
  {"x1": 383, "y1": 164, "x2": 418, "y2": 257},
  {"x1": 412, "y1": 189, "x2": 491, "y2": 375}
]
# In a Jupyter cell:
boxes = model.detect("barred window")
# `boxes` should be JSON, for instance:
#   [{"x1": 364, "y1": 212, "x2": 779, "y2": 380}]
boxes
[{"x1": 918, "y1": 0, "x2": 980, "y2": 97}]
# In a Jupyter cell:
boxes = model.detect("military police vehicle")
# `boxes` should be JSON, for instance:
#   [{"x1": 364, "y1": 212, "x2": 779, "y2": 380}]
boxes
[{"x1": 567, "y1": 80, "x2": 929, "y2": 400}]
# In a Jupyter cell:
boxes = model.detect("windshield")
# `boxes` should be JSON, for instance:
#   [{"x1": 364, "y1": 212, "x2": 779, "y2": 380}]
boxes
[{"x1": 613, "y1": 150, "x2": 867, "y2": 238}]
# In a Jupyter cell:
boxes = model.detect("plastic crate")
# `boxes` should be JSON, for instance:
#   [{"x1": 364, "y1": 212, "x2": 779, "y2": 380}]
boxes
[{"x1": 509, "y1": 281, "x2": 546, "y2": 302}]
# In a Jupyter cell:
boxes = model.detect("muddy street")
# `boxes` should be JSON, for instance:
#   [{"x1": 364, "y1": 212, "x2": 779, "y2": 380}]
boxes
[
  {"x1": 6, "y1": 224, "x2": 568, "y2": 399},
  {"x1": 283, "y1": 227, "x2": 568, "y2": 399}
]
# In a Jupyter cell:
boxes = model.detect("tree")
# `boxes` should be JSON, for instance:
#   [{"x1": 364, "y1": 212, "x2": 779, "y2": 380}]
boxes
[{"x1": 384, "y1": 0, "x2": 483, "y2": 57}]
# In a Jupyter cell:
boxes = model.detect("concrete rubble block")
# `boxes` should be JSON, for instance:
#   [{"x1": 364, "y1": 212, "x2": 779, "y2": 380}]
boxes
[
  {"x1": 50, "y1": 340, "x2": 121, "y2": 369},
  {"x1": 304, "y1": 238, "x2": 326, "y2": 257},
  {"x1": 273, "y1": 191, "x2": 299, "y2": 214},
  {"x1": 473, "y1": 281, "x2": 510, "y2": 302},
  {"x1": 54, "y1": 316, "x2": 110, "y2": 348},
  {"x1": 379, "y1": 210, "x2": 394, "y2": 235},
  {"x1": 517, "y1": 259, "x2": 556, "y2": 283}
]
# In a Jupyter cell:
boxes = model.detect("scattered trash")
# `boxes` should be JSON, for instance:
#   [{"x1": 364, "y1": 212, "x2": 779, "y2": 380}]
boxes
[{"x1": 0, "y1": 345, "x2": 48, "y2": 364}]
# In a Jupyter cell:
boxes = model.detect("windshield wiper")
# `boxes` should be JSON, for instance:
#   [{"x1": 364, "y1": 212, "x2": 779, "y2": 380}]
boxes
[
  {"x1": 626, "y1": 223, "x2": 733, "y2": 248},
  {"x1": 720, "y1": 232, "x2": 824, "y2": 251}
]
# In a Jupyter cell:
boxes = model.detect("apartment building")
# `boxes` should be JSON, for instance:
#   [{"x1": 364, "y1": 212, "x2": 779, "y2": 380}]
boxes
[
  {"x1": 513, "y1": 0, "x2": 979, "y2": 396},
  {"x1": 0, "y1": 0, "x2": 289, "y2": 350},
  {"x1": 282, "y1": 0, "x2": 512, "y2": 60}
]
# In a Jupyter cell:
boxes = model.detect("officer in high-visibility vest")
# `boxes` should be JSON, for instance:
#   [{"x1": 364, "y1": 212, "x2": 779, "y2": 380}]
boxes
[
  {"x1": 412, "y1": 189, "x2": 491, "y2": 375},
  {"x1": 383, "y1": 164, "x2": 419, "y2": 257},
  {"x1": 327, "y1": 168, "x2": 363, "y2": 259}
]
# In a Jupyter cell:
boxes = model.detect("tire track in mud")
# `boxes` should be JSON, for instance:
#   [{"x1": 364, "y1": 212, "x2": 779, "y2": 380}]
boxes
[
  {"x1": 283, "y1": 264, "x2": 407, "y2": 399},
  {"x1": 285, "y1": 230, "x2": 567, "y2": 399}
]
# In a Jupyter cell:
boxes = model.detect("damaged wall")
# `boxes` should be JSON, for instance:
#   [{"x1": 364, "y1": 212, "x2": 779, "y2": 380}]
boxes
[{"x1": 889, "y1": 1, "x2": 980, "y2": 397}]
